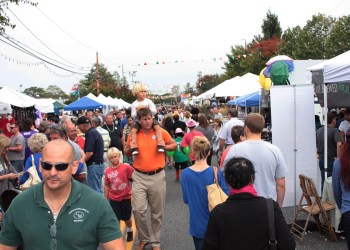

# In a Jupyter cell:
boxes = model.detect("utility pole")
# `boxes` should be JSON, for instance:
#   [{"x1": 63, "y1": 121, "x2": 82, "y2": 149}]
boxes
[
  {"x1": 96, "y1": 52, "x2": 100, "y2": 96},
  {"x1": 121, "y1": 65, "x2": 125, "y2": 99}
]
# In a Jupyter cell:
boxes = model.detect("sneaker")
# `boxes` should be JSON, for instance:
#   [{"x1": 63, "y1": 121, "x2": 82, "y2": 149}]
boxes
[
  {"x1": 127, "y1": 231, "x2": 133, "y2": 242},
  {"x1": 157, "y1": 145, "x2": 165, "y2": 153},
  {"x1": 132, "y1": 148, "x2": 139, "y2": 155}
]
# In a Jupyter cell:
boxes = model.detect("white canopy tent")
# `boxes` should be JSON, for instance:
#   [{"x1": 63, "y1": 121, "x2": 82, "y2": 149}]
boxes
[
  {"x1": 0, "y1": 87, "x2": 36, "y2": 108},
  {"x1": 308, "y1": 50, "x2": 350, "y2": 182},
  {"x1": 34, "y1": 98, "x2": 55, "y2": 113},
  {"x1": 197, "y1": 73, "x2": 261, "y2": 99}
]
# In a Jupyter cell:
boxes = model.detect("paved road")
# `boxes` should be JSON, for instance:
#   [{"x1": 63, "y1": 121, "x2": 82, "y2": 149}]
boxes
[{"x1": 123, "y1": 155, "x2": 348, "y2": 250}]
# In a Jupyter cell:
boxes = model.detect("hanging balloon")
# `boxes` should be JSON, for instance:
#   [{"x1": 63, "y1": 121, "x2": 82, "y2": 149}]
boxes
[{"x1": 259, "y1": 67, "x2": 272, "y2": 91}]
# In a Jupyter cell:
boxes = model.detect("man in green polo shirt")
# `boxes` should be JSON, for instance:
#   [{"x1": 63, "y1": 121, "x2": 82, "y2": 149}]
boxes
[{"x1": 0, "y1": 139, "x2": 125, "y2": 250}]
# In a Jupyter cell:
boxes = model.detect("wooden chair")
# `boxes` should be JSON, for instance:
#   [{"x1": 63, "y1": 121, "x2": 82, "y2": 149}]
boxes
[{"x1": 290, "y1": 174, "x2": 337, "y2": 244}]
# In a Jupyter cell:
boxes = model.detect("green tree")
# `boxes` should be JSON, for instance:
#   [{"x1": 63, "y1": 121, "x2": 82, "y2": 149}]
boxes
[
  {"x1": 325, "y1": 15, "x2": 350, "y2": 58},
  {"x1": 80, "y1": 63, "x2": 119, "y2": 96},
  {"x1": 261, "y1": 10, "x2": 282, "y2": 39},
  {"x1": 0, "y1": 0, "x2": 37, "y2": 34},
  {"x1": 278, "y1": 14, "x2": 336, "y2": 59},
  {"x1": 46, "y1": 85, "x2": 69, "y2": 99},
  {"x1": 196, "y1": 74, "x2": 219, "y2": 94},
  {"x1": 23, "y1": 86, "x2": 46, "y2": 98}
]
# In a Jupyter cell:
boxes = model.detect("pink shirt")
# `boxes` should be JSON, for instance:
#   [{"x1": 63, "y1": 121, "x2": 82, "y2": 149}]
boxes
[
  {"x1": 180, "y1": 130, "x2": 204, "y2": 161},
  {"x1": 105, "y1": 163, "x2": 134, "y2": 201}
]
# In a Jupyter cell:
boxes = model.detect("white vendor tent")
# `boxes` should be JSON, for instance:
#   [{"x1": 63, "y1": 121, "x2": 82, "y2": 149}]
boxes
[
  {"x1": 0, "y1": 87, "x2": 35, "y2": 108},
  {"x1": 34, "y1": 98, "x2": 55, "y2": 113},
  {"x1": 197, "y1": 73, "x2": 260, "y2": 99}
]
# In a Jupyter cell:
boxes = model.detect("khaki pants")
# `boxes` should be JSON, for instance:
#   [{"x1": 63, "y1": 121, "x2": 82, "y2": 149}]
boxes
[{"x1": 132, "y1": 170, "x2": 166, "y2": 247}]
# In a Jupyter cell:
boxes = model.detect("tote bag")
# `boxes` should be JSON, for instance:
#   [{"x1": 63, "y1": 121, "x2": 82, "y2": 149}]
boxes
[{"x1": 207, "y1": 166, "x2": 228, "y2": 212}]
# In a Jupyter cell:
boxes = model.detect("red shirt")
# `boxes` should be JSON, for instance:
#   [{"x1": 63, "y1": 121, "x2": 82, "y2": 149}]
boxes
[
  {"x1": 75, "y1": 136, "x2": 85, "y2": 150},
  {"x1": 180, "y1": 130, "x2": 204, "y2": 161},
  {"x1": 104, "y1": 163, "x2": 134, "y2": 201}
]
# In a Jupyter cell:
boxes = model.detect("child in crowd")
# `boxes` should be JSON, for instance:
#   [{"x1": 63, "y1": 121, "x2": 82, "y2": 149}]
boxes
[
  {"x1": 104, "y1": 147, "x2": 134, "y2": 242},
  {"x1": 130, "y1": 83, "x2": 164, "y2": 155},
  {"x1": 173, "y1": 128, "x2": 189, "y2": 181}
]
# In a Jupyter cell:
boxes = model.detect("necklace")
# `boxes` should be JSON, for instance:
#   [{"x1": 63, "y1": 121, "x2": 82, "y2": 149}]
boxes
[
  {"x1": 105, "y1": 124, "x2": 115, "y2": 133},
  {"x1": 44, "y1": 189, "x2": 70, "y2": 218}
]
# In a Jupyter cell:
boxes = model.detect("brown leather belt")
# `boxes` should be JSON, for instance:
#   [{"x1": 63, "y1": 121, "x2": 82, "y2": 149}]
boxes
[{"x1": 134, "y1": 168, "x2": 164, "y2": 175}]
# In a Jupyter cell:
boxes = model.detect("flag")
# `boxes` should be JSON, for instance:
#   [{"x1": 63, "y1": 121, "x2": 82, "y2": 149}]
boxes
[{"x1": 71, "y1": 83, "x2": 79, "y2": 96}]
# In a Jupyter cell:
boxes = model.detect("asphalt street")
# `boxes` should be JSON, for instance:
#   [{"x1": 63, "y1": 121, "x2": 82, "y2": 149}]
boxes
[{"x1": 127, "y1": 155, "x2": 348, "y2": 250}]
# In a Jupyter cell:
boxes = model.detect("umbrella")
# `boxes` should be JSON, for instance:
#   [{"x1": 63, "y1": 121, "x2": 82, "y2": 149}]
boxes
[
  {"x1": 269, "y1": 61, "x2": 290, "y2": 85},
  {"x1": 266, "y1": 55, "x2": 293, "y2": 66},
  {"x1": 259, "y1": 67, "x2": 272, "y2": 90}
]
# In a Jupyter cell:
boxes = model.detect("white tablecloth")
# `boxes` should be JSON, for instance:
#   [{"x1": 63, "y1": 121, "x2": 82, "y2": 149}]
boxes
[{"x1": 322, "y1": 177, "x2": 342, "y2": 232}]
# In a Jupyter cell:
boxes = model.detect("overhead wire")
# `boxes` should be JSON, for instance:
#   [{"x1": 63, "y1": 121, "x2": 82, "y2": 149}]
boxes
[
  {"x1": 0, "y1": 36, "x2": 86, "y2": 75},
  {"x1": 2, "y1": 33, "x2": 89, "y2": 72},
  {"x1": 7, "y1": 7, "x2": 91, "y2": 71}
]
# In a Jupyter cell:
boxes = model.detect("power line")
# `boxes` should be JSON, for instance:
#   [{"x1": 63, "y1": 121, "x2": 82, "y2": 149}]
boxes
[
  {"x1": 0, "y1": 36, "x2": 86, "y2": 75},
  {"x1": 327, "y1": 0, "x2": 348, "y2": 16},
  {"x1": 2, "y1": 33, "x2": 89, "y2": 72},
  {"x1": 7, "y1": 7, "x2": 91, "y2": 70},
  {"x1": 35, "y1": 6, "x2": 121, "y2": 67}
]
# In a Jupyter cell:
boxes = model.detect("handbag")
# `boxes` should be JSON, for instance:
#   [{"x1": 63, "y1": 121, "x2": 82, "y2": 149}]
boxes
[
  {"x1": 207, "y1": 166, "x2": 228, "y2": 212},
  {"x1": 266, "y1": 198, "x2": 277, "y2": 250},
  {"x1": 19, "y1": 155, "x2": 41, "y2": 191}
]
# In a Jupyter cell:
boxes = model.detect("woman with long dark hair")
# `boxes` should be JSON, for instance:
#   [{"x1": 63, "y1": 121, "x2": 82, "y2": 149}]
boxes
[
  {"x1": 195, "y1": 114, "x2": 214, "y2": 165},
  {"x1": 333, "y1": 131, "x2": 350, "y2": 248}
]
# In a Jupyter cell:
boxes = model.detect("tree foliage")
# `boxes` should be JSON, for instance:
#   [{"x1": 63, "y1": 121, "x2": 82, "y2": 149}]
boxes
[
  {"x1": 0, "y1": 0, "x2": 37, "y2": 34},
  {"x1": 261, "y1": 10, "x2": 282, "y2": 40},
  {"x1": 46, "y1": 85, "x2": 68, "y2": 99},
  {"x1": 196, "y1": 74, "x2": 219, "y2": 95},
  {"x1": 23, "y1": 86, "x2": 46, "y2": 98},
  {"x1": 80, "y1": 63, "x2": 133, "y2": 103}
]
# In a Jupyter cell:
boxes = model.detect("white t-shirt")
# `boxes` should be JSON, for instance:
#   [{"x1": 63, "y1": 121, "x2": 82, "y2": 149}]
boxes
[
  {"x1": 131, "y1": 98, "x2": 157, "y2": 119},
  {"x1": 219, "y1": 118, "x2": 244, "y2": 145},
  {"x1": 223, "y1": 140, "x2": 287, "y2": 201}
]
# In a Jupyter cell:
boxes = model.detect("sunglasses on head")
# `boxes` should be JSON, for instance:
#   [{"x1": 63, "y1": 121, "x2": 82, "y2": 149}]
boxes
[{"x1": 41, "y1": 161, "x2": 74, "y2": 171}]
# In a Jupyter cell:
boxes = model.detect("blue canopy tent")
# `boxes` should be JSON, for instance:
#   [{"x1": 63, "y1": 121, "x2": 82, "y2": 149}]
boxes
[
  {"x1": 227, "y1": 91, "x2": 260, "y2": 107},
  {"x1": 64, "y1": 96, "x2": 105, "y2": 111}
]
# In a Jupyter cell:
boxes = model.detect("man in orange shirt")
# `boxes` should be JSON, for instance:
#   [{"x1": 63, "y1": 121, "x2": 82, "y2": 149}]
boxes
[{"x1": 125, "y1": 107, "x2": 176, "y2": 250}]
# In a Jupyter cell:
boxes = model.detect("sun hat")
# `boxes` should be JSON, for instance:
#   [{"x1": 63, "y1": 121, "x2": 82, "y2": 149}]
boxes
[
  {"x1": 175, "y1": 128, "x2": 184, "y2": 134},
  {"x1": 186, "y1": 119, "x2": 196, "y2": 128}
]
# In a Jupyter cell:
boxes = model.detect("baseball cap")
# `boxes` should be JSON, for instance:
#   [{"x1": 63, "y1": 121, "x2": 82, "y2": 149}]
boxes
[
  {"x1": 175, "y1": 128, "x2": 184, "y2": 134},
  {"x1": 186, "y1": 119, "x2": 196, "y2": 128},
  {"x1": 76, "y1": 116, "x2": 90, "y2": 125}
]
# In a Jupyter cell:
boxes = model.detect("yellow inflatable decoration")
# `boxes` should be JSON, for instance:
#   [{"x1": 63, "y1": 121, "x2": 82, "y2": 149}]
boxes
[{"x1": 259, "y1": 67, "x2": 272, "y2": 91}]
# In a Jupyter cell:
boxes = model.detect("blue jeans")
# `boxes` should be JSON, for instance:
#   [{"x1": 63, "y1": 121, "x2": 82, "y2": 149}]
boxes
[
  {"x1": 10, "y1": 160, "x2": 24, "y2": 173},
  {"x1": 87, "y1": 163, "x2": 104, "y2": 194},
  {"x1": 192, "y1": 237, "x2": 204, "y2": 250}
]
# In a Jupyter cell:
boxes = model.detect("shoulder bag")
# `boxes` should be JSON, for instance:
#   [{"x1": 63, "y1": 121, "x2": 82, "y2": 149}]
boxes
[
  {"x1": 207, "y1": 166, "x2": 228, "y2": 212},
  {"x1": 19, "y1": 155, "x2": 41, "y2": 191},
  {"x1": 266, "y1": 198, "x2": 277, "y2": 250}
]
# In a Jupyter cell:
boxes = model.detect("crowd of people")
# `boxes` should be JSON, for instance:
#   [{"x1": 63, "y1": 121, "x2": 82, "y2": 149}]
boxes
[{"x1": 5, "y1": 83, "x2": 350, "y2": 249}]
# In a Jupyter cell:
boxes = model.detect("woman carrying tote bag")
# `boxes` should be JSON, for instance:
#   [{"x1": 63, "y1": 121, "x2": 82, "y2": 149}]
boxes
[{"x1": 181, "y1": 136, "x2": 229, "y2": 250}]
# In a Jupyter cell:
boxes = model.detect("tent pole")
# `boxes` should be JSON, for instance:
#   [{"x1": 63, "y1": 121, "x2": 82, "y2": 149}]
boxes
[
  {"x1": 293, "y1": 85, "x2": 297, "y2": 215},
  {"x1": 323, "y1": 83, "x2": 328, "y2": 190}
]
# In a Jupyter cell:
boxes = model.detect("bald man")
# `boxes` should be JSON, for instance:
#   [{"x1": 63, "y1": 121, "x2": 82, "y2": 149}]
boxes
[{"x1": 0, "y1": 140, "x2": 125, "y2": 250}]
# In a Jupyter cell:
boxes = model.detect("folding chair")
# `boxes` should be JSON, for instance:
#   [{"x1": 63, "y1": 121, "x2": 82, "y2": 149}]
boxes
[{"x1": 290, "y1": 174, "x2": 337, "y2": 244}]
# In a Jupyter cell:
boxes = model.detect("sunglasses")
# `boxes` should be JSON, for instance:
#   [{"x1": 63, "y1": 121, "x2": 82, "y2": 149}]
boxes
[
  {"x1": 50, "y1": 223, "x2": 57, "y2": 250},
  {"x1": 41, "y1": 161, "x2": 74, "y2": 171},
  {"x1": 9, "y1": 127, "x2": 16, "y2": 129}
]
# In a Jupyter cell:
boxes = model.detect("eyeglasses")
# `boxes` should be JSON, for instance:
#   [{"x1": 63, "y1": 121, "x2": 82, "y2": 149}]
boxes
[
  {"x1": 41, "y1": 161, "x2": 74, "y2": 171},
  {"x1": 50, "y1": 223, "x2": 57, "y2": 250},
  {"x1": 9, "y1": 127, "x2": 16, "y2": 129}
]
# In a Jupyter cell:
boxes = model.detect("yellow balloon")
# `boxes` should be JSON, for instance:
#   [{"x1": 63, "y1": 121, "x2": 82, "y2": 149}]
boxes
[{"x1": 259, "y1": 67, "x2": 272, "y2": 91}]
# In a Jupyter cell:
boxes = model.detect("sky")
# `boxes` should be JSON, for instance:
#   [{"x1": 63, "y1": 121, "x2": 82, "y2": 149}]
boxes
[{"x1": 0, "y1": 0, "x2": 349, "y2": 96}]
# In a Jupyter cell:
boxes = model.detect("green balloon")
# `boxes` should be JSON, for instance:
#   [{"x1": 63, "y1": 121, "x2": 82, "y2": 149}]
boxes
[
  {"x1": 183, "y1": 146, "x2": 190, "y2": 155},
  {"x1": 166, "y1": 150, "x2": 175, "y2": 156}
]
